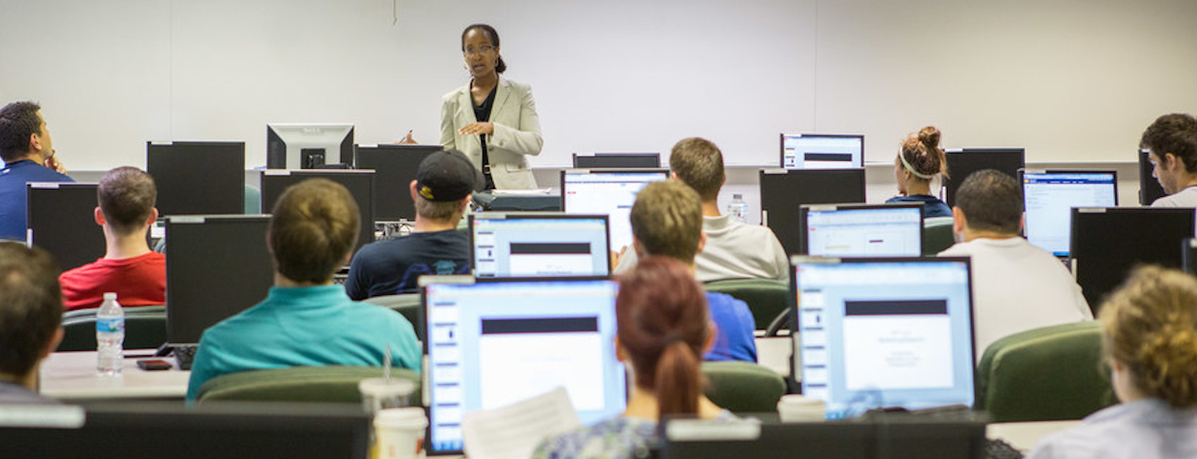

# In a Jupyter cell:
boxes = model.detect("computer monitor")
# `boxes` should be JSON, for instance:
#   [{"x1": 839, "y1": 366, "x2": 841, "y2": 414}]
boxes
[
  {"x1": 798, "y1": 204, "x2": 924, "y2": 257},
  {"x1": 259, "y1": 170, "x2": 375, "y2": 252},
  {"x1": 759, "y1": 168, "x2": 867, "y2": 255},
  {"x1": 266, "y1": 123, "x2": 355, "y2": 169},
  {"x1": 0, "y1": 402, "x2": 370, "y2": 459},
  {"x1": 572, "y1": 152, "x2": 661, "y2": 169},
  {"x1": 25, "y1": 182, "x2": 104, "y2": 272},
  {"x1": 420, "y1": 276, "x2": 626, "y2": 455},
  {"x1": 943, "y1": 148, "x2": 1025, "y2": 207},
  {"x1": 147, "y1": 141, "x2": 246, "y2": 216},
  {"x1": 354, "y1": 144, "x2": 441, "y2": 222},
  {"x1": 1140, "y1": 148, "x2": 1168, "y2": 205},
  {"x1": 164, "y1": 215, "x2": 274, "y2": 345},
  {"x1": 1071, "y1": 207, "x2": 1195, "y2": 314},
  {"x1": 1021, "y1": 169, "x2": 1118, "y2": 257},
  {"x1": 561, "y1": 169, "x2": 670, "y2": 252},
  {"x1": 781, "y1": 133, "x2": 865, "y2": 169},
  {"x1": 470, "y1": 213, "x2": 611, "y2": 278},
  {"x1": 791, "y1": 256, "x2": 977, "y2": 419}
]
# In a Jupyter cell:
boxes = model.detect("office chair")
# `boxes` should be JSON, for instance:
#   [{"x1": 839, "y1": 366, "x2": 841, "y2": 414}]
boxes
[
  {"x1": 923, "y1": 216, "x2": 955, "y2": 255},
  {"x1": 196, "y1": 366, "x2": 420, "y2": 405},
  {"x1": 704, "y1": 278, "x2": 789, "y2": 330},
  {"x1": 244, "y1": 185, "x2": 261, "y2": 215},
  {"x1": 58, "y1": 306, "x2": 168, "y2": 352},
  {"x1": 701, "y1": 361, "x2": 788, "y2": 413}
]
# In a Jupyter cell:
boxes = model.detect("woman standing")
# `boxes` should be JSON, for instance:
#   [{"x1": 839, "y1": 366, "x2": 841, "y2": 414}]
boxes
[{"x1": 440, "y1": 24, "x2": 543, "y2": 190}]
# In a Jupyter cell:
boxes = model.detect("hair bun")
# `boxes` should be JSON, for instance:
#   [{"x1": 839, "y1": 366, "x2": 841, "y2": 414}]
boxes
[{"x1": 918, "y1": 126, "x2": 941, "y2": 149}]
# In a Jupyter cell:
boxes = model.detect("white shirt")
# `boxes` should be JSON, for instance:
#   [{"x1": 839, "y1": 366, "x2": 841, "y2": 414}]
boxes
[
  {"x1": 1151, "y1": 186, "x2": 1197, "y2": 208},
  {"x1": 615, "y1": 215, "x2": 790, "y2": 283},
  {"x1": 1029, "y1": 398, "x2": 1197, "y2": 459},
  {"x1": 939, "y1": 237, "x2": 1093, "y2": 361}
]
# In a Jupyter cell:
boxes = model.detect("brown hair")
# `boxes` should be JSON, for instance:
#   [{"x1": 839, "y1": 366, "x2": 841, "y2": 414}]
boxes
[
  {"x1": 0, "y1": 101, "x2": 42, "y2": 162},
  {"x1": 1099, "y1": 266, "x2": 1197, "y2": 408},
  {"x1": 616, "y1": 256, "x2": 711, "y2": 417},
  {"x1": 98, "y1": 167, "x2": 157, "y2": 236},
  {"x1": 0, "y1": 243, "x2": 62, "y2": 377},
  {"x1": 268, "y1": 178, "x2": 360, "y2": 284},
  {"x1": 415, "y1": 197, "x2": 464, "y2": 222},
  {"x1": 897, "y1": 126, "x2": 948, "y2": 181},
  {"x1": 669, "y1": 137, "x2": 725, "y2": 201},
  {"x1": 629, "y1": 181, "x2": 704, "y2": 263},
  {"x1": 953, "y1": 169, "x2": 1021, "y2": 235},
  {"x1": 1140, "y1": 113, "x2": 1197, "y2": 173}
]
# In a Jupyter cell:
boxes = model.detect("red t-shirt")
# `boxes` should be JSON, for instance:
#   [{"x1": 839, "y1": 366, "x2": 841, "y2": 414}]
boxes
[{"x1": 59, "y1": 252, "x2": 166, "y2": 311}]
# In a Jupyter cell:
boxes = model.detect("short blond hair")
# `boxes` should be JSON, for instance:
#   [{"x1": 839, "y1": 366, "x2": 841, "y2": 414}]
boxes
[{"x1": 629, "y1": 181, "x2": 703, "y2": 263}]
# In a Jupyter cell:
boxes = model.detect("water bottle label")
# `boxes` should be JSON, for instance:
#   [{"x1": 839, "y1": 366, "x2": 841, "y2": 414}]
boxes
[{"x1": 96, "y1": 318, "x2": 125, "y2": 333}]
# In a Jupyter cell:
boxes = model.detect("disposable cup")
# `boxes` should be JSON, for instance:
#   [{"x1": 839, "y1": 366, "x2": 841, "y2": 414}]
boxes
[
  {"x1": 359, "y1": 378, "x2": 417, "y2": 413},
  {"x1": 374, "y1": 407, "x2": 427, "y2": 459},
  {"x1": 777, "y1": 394, "x2": 827, "y2": 422}
]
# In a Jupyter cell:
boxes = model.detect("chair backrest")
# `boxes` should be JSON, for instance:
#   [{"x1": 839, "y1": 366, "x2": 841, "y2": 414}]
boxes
[
  {"x1": 703, "y1": 279, "x2": 789, "y2": 330},
  {"x1": 922, "y1": 216, "x2": 955, "y2": 255},
  {"x1": 701, "y1": 361, "x2": 787, "y2": 413},
  {"x1": 58, "y1": 306, "x2": 167, "y2": 352},
  {"x1": 362, "y1": 294, "x2": 421, "y2": 339},
  {"x1": 196, "y1": 366, "x2": 421, "y2": 405},
  {"x1": 244, "y1": 185, "x2": 261, "y2": 215},
  {"x1": 976, "y1": 321, "x2": 1117, "y2": 422}
]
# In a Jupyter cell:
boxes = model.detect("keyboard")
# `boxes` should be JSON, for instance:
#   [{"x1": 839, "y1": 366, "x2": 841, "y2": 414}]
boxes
[{"x1": 172, "y1": 345, "x2": 198, "y2": 371}]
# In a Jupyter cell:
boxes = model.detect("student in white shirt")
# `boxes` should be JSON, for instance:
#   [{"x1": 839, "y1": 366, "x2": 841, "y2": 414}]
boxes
[
  {"x1": 1143, "y1": 113, "x2": 1197, "y2": 208},
  {"x1": 615, "y1": 137, "x2": 788, "y2": 282},
  {"x1": 939, "y1": 169, "x2": 1092, "y2": 360},
  {"x1": 1029, "y1": 266, "x2": 1197, "y2": 459}
]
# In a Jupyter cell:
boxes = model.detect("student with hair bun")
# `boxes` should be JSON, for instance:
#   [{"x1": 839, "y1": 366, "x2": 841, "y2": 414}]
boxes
[
  {"x1": 1029, "y1": 266, "x2": 1197, "y2": 459},
  {"x1": 887, "y1": 126, "x2": 952, "y2": 217},
  {"x1": 532, "y1": 256, "x2": 730, "y2": 459}
]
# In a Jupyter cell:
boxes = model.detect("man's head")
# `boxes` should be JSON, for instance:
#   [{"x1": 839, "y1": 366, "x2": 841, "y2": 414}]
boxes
[
  {"x1": 952, "y1": 169, "x2": 1023, "y2": 238},
  {"x1": 269, "y1": 178, "x2": 361, "y2": 284},
  {"x1": 0, "y1": 101, "x2": 52, "y2": 164},
  {"x1": 629, "y1": 180, "x2": 705, "y2": 263},
  {"x1": 1141, "y1": 113, "x2": 1197, "y2": 195},
  {"x1": 96, "y1": 167, "x2": 158, "y2": 237},
  {"x1": 669, "y1": 137, "x2": 725, "y2": 202},
  {"x1": 409, "y1": 149, "x2": 482, "y2": 222},
  {"x1": 0, "y1": 243, "x2": 64, "y2": 382}
]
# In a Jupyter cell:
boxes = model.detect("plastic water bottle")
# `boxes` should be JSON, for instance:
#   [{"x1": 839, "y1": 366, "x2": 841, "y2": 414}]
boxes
[
  {"x1": 727, "y1": 194, "x2": 749, "y2": 224},
  {"x1": 96, "y1": 292, "x2": 125, "y2": 376}
]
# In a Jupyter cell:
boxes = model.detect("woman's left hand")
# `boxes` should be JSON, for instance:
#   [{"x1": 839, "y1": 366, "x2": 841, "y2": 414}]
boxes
[{"x1": 459, "y1": 122, "x2": 494, "y2": 136}]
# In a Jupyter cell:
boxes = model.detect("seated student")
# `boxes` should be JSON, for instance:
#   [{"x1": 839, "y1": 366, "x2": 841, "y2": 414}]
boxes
[
  {"x1": 626, "y1": 180, "x2": 756, "y2": 362},
  {"x1": 344, "y1": 150, "x2": 480, "y2": 299},
  {"x1": 0, "y1": 243, "x2": 64, "y2": 404},
  {"x1": 186, "y1": 178, "x2": 421, "y2": 401},
  {"x1": 886, "y1": 126, "x2": 952, "y2": 217},
  {"x1": 1029, "y1": 266, "x2": 1197, "y2": 459},
  {"x1": 615, "y1": 137, "x2": 788, "y2": 282},
  {"x1": 58, "y1": 167, "x2": 165, "y2": 311},
  {"x1": 940, "y1": 169, "x2": 1092, "y2": 360},
  {"x1": 1142, "y1": 113, "x2": 1197, "y2": 208},
  {"x1": 532, "y1": 256, "x2": 731, "y2": 459},
  {"x1": 0, "y1": 101, "x2": 73, "y2": 241}
]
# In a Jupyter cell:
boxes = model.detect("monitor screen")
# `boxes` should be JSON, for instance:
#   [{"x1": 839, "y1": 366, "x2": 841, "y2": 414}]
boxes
[
  {"x1": 422, "y1": 278, "x2": 626, "y2": 454},
  {"x1": 800, "y1": 204, "x2": 923, "y2": 257},
  {"x1": 26, "y1": 183, "x2": 105, "y2": 272},
  {"x1": 354, "y1": 144, "x2": 441, "y2": 222},
  {"x1": 259, "y1": 170, "x2": 375, "y2": 252},
  {"x1": 781, "y1": 134, "x2": 864, "y2": 169},
  {"x1": 165, "y1": 215, "x2": 275, "y2": 345},
  {"x1": 471, "y1": 213, "x2": 611, "y2": 278},
  {"x1": 1022, "y1": 170, "x2": 1118, "y2": 257},
  {"x1": 561, "y1": 169, "x2": 670, "y2": 252},
  {"x1": 266, "y1": 123, "x2": 354, "y2": 169},
  {"x1": 792, "y1": 257, "x2": 976, "y2": 419},
  {"x1": 942, "y1": 148, "x2": 1025, "y2": 207},
  {"x1": 1140, "y1": 149, "x2": 1167, "y2": 205},
  {"x1": 147, "y1": 141, "x2": 245, "y2": 216},
  {"x1": 760, "y1": 169, "x2": 867, "y2": 255}
]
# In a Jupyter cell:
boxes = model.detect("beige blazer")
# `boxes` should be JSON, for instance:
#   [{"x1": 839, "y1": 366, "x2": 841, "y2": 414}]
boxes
[{"x1": 440, "y1": 77, "x2": 543, "y2": 189}]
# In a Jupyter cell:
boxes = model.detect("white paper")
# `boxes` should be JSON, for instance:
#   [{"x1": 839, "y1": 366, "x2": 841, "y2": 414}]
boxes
[
  {"x1": 489, "y1": 188, "x2": 555, "y2": 196},
  {"x1": 461, "y1": 387, "x2": 581, "y2": 459}
]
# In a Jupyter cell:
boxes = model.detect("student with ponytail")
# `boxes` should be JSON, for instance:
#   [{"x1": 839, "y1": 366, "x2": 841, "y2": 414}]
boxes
[
  {"x1": 1029, "y1": 266, "x2": 1197, "y2": 459},
  {"x1": 887, "y1": 126, "x2": 952, "y2": 217},
  {"x1": 532, "y1": 256, "x2": 729, "y2": 459}
]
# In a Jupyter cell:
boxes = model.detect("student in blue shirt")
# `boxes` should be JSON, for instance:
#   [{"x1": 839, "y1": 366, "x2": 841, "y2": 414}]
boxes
[
  {"x1": 0, "y1": 101, "x2": 73, "y2": 240},
  {"x1": 886, "y1": 126, "x2": 951, "y2": 218},
  {"x1": 186, "y1": 178, "x2": 421, "y2": 402}
]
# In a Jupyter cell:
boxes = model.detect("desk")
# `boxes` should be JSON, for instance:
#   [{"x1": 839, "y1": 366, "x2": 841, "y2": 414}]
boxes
[
  {"x1": 39, "y1": 350, "x2": 189, "y2": 401},
  {"x1": 987, "y1": 420, "x2": 1080, "y2": 452}
]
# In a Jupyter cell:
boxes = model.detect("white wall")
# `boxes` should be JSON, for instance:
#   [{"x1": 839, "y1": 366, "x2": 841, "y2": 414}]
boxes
[{"x1": 1, "y1": 0, "x2": 1194, "y2": 171}]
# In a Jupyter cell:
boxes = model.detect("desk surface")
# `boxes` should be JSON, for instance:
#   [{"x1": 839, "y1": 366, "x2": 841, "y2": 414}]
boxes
[
  {"x1": 987, "y1": 420, "x2": 1080, "y2": 452},
  {"x1": 39, "y1": 350, "x2": 190, "y2": 401}
]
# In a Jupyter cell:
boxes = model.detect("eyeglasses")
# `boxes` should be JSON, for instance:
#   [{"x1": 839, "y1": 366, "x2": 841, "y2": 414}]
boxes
[{"x1": 464, "y1": 45, "x2": 495, "y2": 56}]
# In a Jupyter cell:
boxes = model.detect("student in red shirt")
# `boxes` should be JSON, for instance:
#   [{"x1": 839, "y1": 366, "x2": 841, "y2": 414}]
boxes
[{"x1": 59, "y1": 167, "x2": 165, "y2": 311}]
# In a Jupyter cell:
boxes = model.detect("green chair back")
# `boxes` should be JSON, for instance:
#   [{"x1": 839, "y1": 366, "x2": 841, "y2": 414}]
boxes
[
  {"x1": 701, "y1": 361, "x2": 787, "y2": 413},
  {"x1": 704, "y1": 278, "x2": 789, "y2": 330},
  {"x1": 58, "y1": 306, "x2": 167, "y2": 352},
  {"x1": 923, "y1": 216, "x2": 955, "y2": 255},
  {"x1": 245, "y1": 185, "x2": 261, "y2": 214},
  {"x1": 976, "y1": 321, "x2": 1118, "y2": 422},
  {"x1": 196, "y1": 366, "x2": 421, "y2": 405}
]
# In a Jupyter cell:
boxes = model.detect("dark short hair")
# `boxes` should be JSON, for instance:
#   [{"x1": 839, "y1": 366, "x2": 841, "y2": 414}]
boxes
[
  {"x1": 954, "y1": 169, "x2": 1022, "y2": 235},
  {"x1": 99, "y1": 167, "x2": 157, "y2": 236},
  {"x1": 1141, "y1": 114, "x2": 1197, "y2": 173},
  {"x1": 630, "y1": 181, "x2": 704, "y2": 262},
  {"x1": 0, "y1": 243, "x2": 63, "y2": 377},
  {"x1": 669, "y1": 137, "x2": 724, "y2": 201},
  {"x1": 268, "y1": 179, "x2": 360, "y2": 284},
  {"x1": 0, "y1": 101, "x2": 42, "y2": 162},
  {"x1": 461, "y1": 23, "x2": 507, "y2": 74}
]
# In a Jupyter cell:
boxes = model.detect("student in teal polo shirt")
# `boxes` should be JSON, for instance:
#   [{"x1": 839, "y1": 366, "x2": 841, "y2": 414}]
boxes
[{"x1": 185, "y1": 178, "x2": 421, "y2": 401}]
